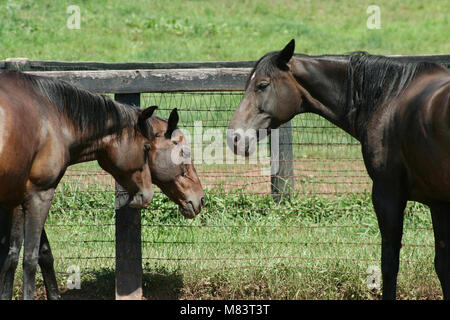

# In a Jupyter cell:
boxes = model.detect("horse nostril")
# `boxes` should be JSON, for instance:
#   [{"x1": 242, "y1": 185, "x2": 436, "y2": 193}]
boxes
[
  {"x1": 233, "y1": 132, "x2": 241, "y2": 145},
  {"x1": 200, "y1": 197, "x2": 205, "y2": 207}
]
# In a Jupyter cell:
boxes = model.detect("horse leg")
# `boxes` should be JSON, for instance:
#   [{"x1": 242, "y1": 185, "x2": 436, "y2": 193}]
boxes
[
  {"x1": 0, "y1": 208, "x2": 11, "y2": 278},
  {"x1": 38, "y1": 228, "x2": 61, "y2": 300},
  {"x1": 0, "y1": 206, "x2": 25, "y2": 300},
  {"x1": 1, "y1": 210, "x2": 61, "y2": 300},
  {"x1": 430, "y1": 203, "x2": 450, "y2": 300},
  {"x1": 22, "y1": 189, "x2": 55, "y2": 300},
  {"x1": 372, "y1": 180, "x2": 407, "y2": 300}
]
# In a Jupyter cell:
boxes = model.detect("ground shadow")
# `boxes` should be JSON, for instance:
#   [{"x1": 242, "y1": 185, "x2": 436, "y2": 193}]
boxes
[{"x1": 60, "y1": 267, "x2": 184, "y2": 300}]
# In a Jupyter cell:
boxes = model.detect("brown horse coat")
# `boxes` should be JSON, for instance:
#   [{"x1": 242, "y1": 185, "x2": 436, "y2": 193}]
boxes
[{"x1": 0, "y1": 71, "x2": 156, "y2": 299}]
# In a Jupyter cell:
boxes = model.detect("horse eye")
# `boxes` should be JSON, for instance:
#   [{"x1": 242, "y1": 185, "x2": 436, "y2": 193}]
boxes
[{"x1": 256, "y1": 82, "x2": 269, "y2": 92}]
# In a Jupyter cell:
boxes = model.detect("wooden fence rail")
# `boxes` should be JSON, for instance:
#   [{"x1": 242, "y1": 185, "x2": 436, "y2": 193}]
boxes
[
  {"x1": 2, "y1": 54, "x2": 450, "y2": 71},
  {"x1": 24, "y1": 68, "x2": 252, "y2": 93},
  {"x1": 2, "y1": 54, "x2": 449, "y2": 299}
]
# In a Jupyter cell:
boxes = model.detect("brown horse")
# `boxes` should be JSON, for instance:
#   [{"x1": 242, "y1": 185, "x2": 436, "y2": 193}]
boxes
[
  {"x1": 1, "y1": 108, "x2": 205, "y2": 300},
  {"x1": 148, "y1": 108, "x2": 205, "y2": 218},
  {"x1": 0, "y1": 70, "x2": 156, "y2": 299},
  {"x1": 227, "y1": 40, "x2": 450, "y2": 299}
]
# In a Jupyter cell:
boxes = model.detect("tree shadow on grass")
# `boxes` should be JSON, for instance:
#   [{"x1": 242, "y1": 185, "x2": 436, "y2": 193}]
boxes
[{"x1": 60, "y1": 266, "x2": 184, "y2": 300}]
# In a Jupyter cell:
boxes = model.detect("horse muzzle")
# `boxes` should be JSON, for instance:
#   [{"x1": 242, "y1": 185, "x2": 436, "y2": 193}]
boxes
[
  {"x1": 178, "y1": 196, "x2": 205, "y2": 219},
  {"x1": 128, "y1": 189, "x2": 154, "y2": 209},
  {"x1": 226, "y1": 129, "x2": 259, "y2": 157}
]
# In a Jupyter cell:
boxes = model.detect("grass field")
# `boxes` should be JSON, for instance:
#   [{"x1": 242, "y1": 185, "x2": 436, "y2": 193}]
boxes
[
  {"x1": 1, "y1": 0, "x2": 449, "y2": 62},
  {"x1": 12, "y1": 186, "x2": 439, "y2": 300},
  {"x1": 2, "y1": 0, "x2": 449, "y2": 299}
]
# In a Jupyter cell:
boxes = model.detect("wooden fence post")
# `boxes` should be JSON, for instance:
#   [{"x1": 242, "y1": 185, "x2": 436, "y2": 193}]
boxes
[
  {"x1": 270, "y1": 121, "x2": 294, "y2": 202},
  {"x1": 114, "y1": 93, "x2": 143, "y2": 300}
]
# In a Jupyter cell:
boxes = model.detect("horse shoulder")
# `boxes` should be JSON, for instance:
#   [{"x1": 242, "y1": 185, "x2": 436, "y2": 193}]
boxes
[
  {"x1": 397, "y1": 75, "x2": 450, "y2": 201},
  {"x1": 427, "y1": 78, "x2": 450, "y2": 138},
  {"x1": 360, "y1": 103, "x2": 405, "y2": 180},
  {"x1": 0, "y1": 98, "x2": 42, "y2": 204},
  {"x1": 27, "y1": 117, "x2": 70, "y2": 190},
  {"x1": 399, "y1": 74, "x2": 450, "y2": 151}
]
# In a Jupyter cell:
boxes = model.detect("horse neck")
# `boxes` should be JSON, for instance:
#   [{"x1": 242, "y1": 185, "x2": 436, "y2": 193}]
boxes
[
  {"x1": 290, "y1": 55, "x2": 358, "y2": 139},
  {"x1": 65, "y1": 103, "x2": 137, "y2": 165},
  {"x1": 67, "y1": 135, "x2": 114, "y2": 165}
]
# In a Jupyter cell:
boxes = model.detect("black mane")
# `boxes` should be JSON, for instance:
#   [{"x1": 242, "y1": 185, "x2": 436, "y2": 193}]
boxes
[
  {"x1": 13, "y1": 71, "x2": 139, "y2": 141},
  {"x1": 346, "y1": 52, "x2": 443, "y2": 113},
  {"x1": 344, "y1": 53, "x2": 445, "y2": 136}
]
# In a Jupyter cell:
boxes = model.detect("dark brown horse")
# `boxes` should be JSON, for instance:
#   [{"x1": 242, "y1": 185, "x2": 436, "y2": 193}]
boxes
[
  {"x1": 0, "y1": 70, "x2": 156, "y2": 299},
  {"x1": 0, "y1": 108, "x2": 205, "y2": 300},
  {"x1": 228, "y1": 40, "x2": 450, "y2": 299}
]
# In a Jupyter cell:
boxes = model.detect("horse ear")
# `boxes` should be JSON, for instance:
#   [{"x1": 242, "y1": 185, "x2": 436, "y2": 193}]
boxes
[
  {"x1": 138, "y1": 105, "x2": 157, "y2": 138},
  {"x1": 276, "y1": 39, "x2": 295, "y2": 70},
  {"x1": 140, "y1": 105, "x2": 158, "y2": 121},
  {"x1": 165, "y1": 108, "x2": 179, "y2": 139}
]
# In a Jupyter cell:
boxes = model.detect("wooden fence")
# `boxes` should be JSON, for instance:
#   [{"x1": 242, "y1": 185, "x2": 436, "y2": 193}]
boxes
[{"x1": 1, "y1": 54, "x2": 449, "y2": 299}]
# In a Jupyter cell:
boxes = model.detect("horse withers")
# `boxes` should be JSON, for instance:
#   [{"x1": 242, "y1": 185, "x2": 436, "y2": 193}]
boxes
[
  {"x1": 0, "y1": 70, "x2": 156, "y2": 299},
  {"x1": 227, "y1": 40, "x2": 450, "y2": 299}
]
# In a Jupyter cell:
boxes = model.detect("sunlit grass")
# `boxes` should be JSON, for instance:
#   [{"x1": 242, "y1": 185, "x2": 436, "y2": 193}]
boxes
[
  {"x1": 11, "y1": 187, "x2": 440, "y2": 300},
  {"x1": 1, "y1": 0, "x2": 448, "y2": 63}
]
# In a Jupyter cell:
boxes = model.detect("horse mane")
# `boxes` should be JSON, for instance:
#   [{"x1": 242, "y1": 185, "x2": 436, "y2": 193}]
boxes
[
  {"x1": 12, "y1": 71, "x2": 139, "y2": 141},
  {"x1": 345, "y1": 52, "x2": 444, "y2": 114}
]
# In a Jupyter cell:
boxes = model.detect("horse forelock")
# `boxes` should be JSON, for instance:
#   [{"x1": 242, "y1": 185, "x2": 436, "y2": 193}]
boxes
[{"x1": 245, "y1": 51, "x2": 280, "y2": 90}]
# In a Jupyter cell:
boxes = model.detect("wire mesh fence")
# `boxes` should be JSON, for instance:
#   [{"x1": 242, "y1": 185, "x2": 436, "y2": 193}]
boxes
[
  {"x1": 34, "y1": 90, "x2": 438, "y2": 299},
  {"x1": 141, "y1": 92, "x2": 371, "y2": 195}
]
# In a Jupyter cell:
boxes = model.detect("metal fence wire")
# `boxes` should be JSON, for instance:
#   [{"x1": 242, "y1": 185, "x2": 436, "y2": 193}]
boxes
[
  {"x1": 40, "y1": 91, "x2": 437, "y2": 297},
  {"x1": 141, "y1": 91, "x2": 371, "y2": 195}
]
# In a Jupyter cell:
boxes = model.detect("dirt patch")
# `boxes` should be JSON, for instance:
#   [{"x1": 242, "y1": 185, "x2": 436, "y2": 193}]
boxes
[{"x1": 59, "y1": 158, "x2": 371, "y2": 196}]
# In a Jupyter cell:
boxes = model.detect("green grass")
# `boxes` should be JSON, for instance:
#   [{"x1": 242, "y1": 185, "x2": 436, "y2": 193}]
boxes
[
  {"x1": 11, "y1": 186, "x2": 440, "y2": 300},
  {"x1": 0, "y1": 0, "x2": 448, "y2": 62}
]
